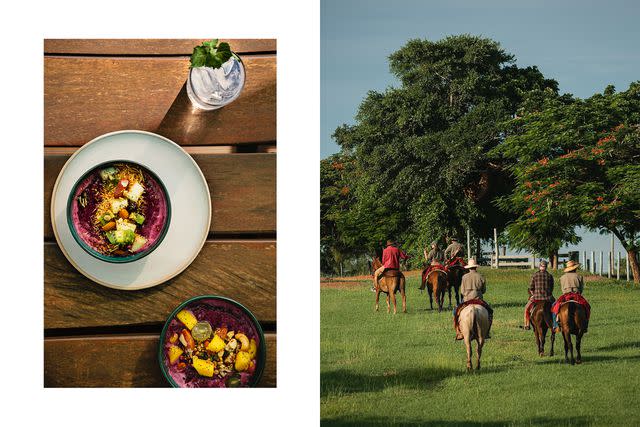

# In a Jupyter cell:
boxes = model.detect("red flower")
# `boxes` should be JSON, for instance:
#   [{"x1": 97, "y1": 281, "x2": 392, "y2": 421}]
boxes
[{"x1": 598, "y1": 159, "x2": 606, "y2": 165}]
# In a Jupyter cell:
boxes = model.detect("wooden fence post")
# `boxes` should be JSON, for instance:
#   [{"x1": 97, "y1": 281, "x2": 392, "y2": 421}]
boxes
[
  {"x1": 591, "y1": 251, "x2": 595, "y2": 274},
  {"x1": 610, "y1": 234, "x2": 615, "y2": 277},
  {"x1": 608, "y1": 252, "x2": 612, "y2": 278},
  {"x1": 599, "y1": 251, "x2": 603, "y2": 276},
  {"x1": 583, "y1": 251, "x2": 587, "y2": 271},
  {"x1": 617, "y1": 251, "x2": 621, "y2": 280},
  {"x1": 494, "y1": 228, "x2": 499, "y2": 269},
  {"x1": 627, "y1": 254, "x2": 631, "y2": 281}
]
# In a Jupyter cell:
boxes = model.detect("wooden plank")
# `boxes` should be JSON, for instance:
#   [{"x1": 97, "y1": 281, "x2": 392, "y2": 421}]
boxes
[
  {"x1": 45, "y1": 39, "x2": 276, "y2": 55},
  {"x1": 44, "y1": 240, "x2": 276, "y2": 329},
  {"x1": 44, "y1": 151, "x2": 276, "y2": 238},
  {"x1": 44, "y1": 56, "x2": 276, "y2": 146},
  {"x1": 44, "y1": 333, "x2": 276, "y2": 387}
]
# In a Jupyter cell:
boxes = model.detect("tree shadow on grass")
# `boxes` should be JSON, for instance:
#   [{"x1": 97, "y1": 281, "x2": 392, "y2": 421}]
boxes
[
  {"x1": 535, "y1": 352, "x2": 640, "y2": 364},
  {"x1": 321, "y1": 365, "x2": 504, "y2": 398},
  {"x1": 593, "y1": 340, "x2": 640, "y2": 352},
  {"x1": 321, "y1": 415, "x2": 591, "y2": 426}
]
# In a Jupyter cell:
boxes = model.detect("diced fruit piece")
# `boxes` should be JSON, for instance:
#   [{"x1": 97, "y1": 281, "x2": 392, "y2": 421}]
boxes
[
  {"x1": 116, "y1": 218, "x2": 136, "y2": 233},
  {"x1": 129, "y1": 212, "x2": 145, "y2": 225},
  {"x1": 216, "y1": 327, "x2": 228, "y2": 338},
  {"x1": 226, "y1": 376, "x2": 242, "y2": 387},
  {"x1": 110, "y1": 198, "x2": 129, "y2": 214},
  {"x1": 118, "y1": 209, "x2": 129, "y2": 219},
  {"x1": 179, "y1": 329, "x2": 195, "y2": 349},
  {"x1": 192, "y1": 357, "x2": 215, "y2": 377},
  {"x1": 191, "y1": 321, "x2": 213, "y2": 342},
  {"x1": 206, "y1": 334, "x2": 226, "y2": 353},
  {"x1": 248, "y1": 339, "x2": 257, "y2": 358},
  {"x1": 176, "y1": 362, "x2": 187, "y2": 372},
  {"x1": 105, "y1": 231, "x2": 118, "y2": 245},
  {"x1": 235, "y1": 333, "x2": 250, "y2": 351},
  {"x1": 124, "y1": 182, "x2": 145, "y2": 202},
  {"x1": 130, "y1": 234, "x2": 147, "y2": 252},
  {"x1": 169, "y1": 333, "x2": 179, "y2": 344},
  {"x1": 235, "y1": 351, "x2": 251, "y2": 372},
  {"x1": 168, "y1": 345, "x2": 183, "y2": 365},
  {"x1": 101, "y1": 221, "x2": 116, "y2": 231},
  {"x1": 99, "y1": 167, "x2": 118, "y2": 181},
  {"x1": 114, "y1": 179, "x2": 130, "y2": 198},
  {"x1": 176, "y1": 310, "x2": 197, "y2": 330},
  {"x1": 114, "y1": 229, "x2": 135, "y2": 245},
  {"x1": 99, "y1": 212, "x2": 114, "y2": 225}
]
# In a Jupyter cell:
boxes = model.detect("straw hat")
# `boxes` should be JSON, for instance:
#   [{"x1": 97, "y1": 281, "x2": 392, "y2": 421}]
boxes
[
  {"x1": 464, "y1": 258, "x2": 478, "y2": 269},
  {"x1": 564, "y1": 260, "x2": 580, "y2": 272}
]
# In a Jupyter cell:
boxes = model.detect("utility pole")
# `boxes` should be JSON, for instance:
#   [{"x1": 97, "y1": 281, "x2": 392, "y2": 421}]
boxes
[
  {"x1": 466, "y1": 229, "x2": 471, "y2": 261},
  {"x1": 494, "y1": 228, "x2": 499, "y2": 269}
]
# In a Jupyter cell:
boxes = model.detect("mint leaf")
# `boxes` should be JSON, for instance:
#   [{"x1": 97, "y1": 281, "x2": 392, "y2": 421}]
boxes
[
  {"x1": 190, "y1": 46, "x2": 207, "y2": 68},
  {"x1": 190, "y1": 39, "x2": 235, "y2": 69}
]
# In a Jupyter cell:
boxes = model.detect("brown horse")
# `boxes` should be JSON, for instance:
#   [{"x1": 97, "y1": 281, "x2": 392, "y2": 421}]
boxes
[
  {"x1": 530, "y1": 301, "x2": 555, "y2": 357},
  {"x1": 447, "y1": 265, "x2": 466, "y2": 306},
  {"x1": 372, "y1": 257, "x2": 406, "y2": 314},
  {"x1": 557, "y1": 302, "x2": 587, "y2": 364},
  {"x1": 425, "y1": 270, "x2": 448, "y2": 312}
]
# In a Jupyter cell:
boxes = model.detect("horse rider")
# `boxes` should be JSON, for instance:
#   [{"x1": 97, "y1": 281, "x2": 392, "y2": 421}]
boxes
[
  {"x1": 444, "y1": 236, "x2": 465, "y2": 267},
  {"x1": 522, "y1": 260, "x2": 555, "y2": 330},
  {"x1": 373, "y1": 239, "x2": 410, "y2": 290},
  {"x1": 453, "y1": 258, "x2": 493, "y2": 340},
  {"x1": 552, "y1": 260, "x2": 591, "y2": 332},
  {"x1": 418, "y1": 241, "x2": 444, "y2": 290}
]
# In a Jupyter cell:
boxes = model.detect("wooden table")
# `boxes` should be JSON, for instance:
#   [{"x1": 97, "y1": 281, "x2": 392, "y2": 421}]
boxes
[{"x1": 44, "y1": 39, "x2": 276, "y2": 387}]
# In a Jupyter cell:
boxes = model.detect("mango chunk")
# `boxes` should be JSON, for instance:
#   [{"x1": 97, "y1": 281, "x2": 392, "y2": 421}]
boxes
[
  {"x1": 235, "y1": 351, "x2": 251, "y2": 372},
  {"x1": 192, "y1": 356, "x2": 215, "y2": 377},
  {"x1": 206, "y1": 334, "x2": 226, "y2": 353},
  {"x1": 248, "y1": 339, "x2": 257, "y2": 359},
  {"x1": 176, "y1": 310, "x2": 197, "y2": 330},
  {"x1": 168, "y1": 345, "x2": 183, "y2": 365}
]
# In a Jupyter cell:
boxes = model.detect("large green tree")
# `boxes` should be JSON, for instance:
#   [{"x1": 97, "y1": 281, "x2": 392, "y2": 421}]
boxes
[
  {"x1": 331, "y1": 35, "x2": 558, "y2": 258},
  {"x1": 497, "y1": 83, "x2": 640, "y2": 281}
]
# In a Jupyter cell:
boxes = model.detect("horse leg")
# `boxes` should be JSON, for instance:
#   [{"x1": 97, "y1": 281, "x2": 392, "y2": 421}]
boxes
[
  {"x1": 576, "y1": 332, "x2": 583, "y2": 364},
  {"x1": 534, "y1": 324, "x2": 542, "y2": 356},
  {"x1": 540, "y1": 325, "x2": 547, "y2": 357},
  {"x1": 455, "y1": 285, "x2": 461, "y2": 305},
  {"x1": 386, "y1": 293, "x2": 390, "y2": 314},
  {"x1": 564, "y1": 331, "x2": 574, "y2": 365},
  {"x1": 550, "y1": 328, "x2": 555, "y2": 357},
  {"x1": 465, "y1": 336, "x2": 473, "y2": 371},
  {"x1": 375, "y1": 288, "x2": 380, "y2": 312},
  {"x1": 428, "y1": 287, "x2": 433, "y2": 310},
  {"x1": 476, "y1": 338, "x2": 484, "y2": 371},
  {"x1": 448, "y1": 286, "x2": 452, "y2": 308},
  {"x1": 401, "y1": 277, "x2": 407, "y2": 313},
  {"x1": 390, "y1": 284, "x2": 398, "y2": 315}
]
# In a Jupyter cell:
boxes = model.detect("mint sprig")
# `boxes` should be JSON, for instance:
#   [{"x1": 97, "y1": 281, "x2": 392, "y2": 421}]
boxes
[{"x1": 190, "y1": 39, "x2": 235, "y2": 68}]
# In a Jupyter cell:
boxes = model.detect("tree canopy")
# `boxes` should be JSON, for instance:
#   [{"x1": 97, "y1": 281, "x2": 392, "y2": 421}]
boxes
[{"x1": 330, "y1": 35, "x2": 558, "y2": 260}]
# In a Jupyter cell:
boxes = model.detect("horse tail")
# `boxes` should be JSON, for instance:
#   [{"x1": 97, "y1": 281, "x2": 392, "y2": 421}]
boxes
[
  {"x1": 568, "y1": 302, "x2": 576, "y2": 333},
  {"x1": 543, "y1": 301, "x2": 553, "y2": 329}
]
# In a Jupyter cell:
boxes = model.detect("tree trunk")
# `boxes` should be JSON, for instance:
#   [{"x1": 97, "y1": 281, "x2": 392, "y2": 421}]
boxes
[{"x1": 627, "y1": 249, "x2": 640, "y2": 283}]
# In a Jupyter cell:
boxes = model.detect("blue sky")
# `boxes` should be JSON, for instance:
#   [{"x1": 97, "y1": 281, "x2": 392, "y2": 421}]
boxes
[{"x1": 321, "y1": 0, "x2": 640, "y2": 267}]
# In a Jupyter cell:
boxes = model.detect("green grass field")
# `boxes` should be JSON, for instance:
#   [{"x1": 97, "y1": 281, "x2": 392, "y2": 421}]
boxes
[{"x1": 321, "y1": 268, "x2": 640, "y2": 426}]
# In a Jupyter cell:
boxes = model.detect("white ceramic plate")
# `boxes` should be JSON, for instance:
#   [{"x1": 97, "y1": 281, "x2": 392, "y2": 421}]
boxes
[{"x1": 51, "y1": 130, "x2": 211, "y2": 290}]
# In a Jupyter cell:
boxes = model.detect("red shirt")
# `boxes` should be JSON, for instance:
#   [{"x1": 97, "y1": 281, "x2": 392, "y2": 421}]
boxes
[{"x1": 381, "y1": 245, "x2": 409, "y2": 269}]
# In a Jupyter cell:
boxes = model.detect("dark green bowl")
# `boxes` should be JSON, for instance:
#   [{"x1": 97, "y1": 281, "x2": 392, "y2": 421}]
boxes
[
  {"x1": 66, "y1": 160, "x2": 171, "y2": 263},
  {"x1": 158, "y1": 295, "x2": 266, "y2": 388}
]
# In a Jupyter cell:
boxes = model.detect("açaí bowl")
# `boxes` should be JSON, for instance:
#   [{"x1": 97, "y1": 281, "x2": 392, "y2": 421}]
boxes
[
  {"x1": 66, "y1": 160, "x2": 171, "y2": 263},
  {"x1": 159, "y1": 295, "x2": 266, "y2": 388}
]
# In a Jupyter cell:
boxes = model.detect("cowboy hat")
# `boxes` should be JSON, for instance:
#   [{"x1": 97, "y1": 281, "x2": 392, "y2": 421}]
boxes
[
  {"x1": 564, "y1": 260, "x2": 580, "y2": 272},
  {"x1": 464, "y1": 258, "x2": 478, "y2": 269}
]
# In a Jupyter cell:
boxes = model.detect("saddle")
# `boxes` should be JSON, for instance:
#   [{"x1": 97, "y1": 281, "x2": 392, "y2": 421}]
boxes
[
  {"x1": 382, "y1": 269, "x2": 402, "y2": 278},
  {"x1": 552, "y1": 292, "x2": 591, "y2": 320}
]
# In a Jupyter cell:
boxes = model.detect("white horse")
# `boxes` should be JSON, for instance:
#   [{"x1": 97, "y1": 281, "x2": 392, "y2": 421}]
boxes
[{"x1": 459, "y1": 304, "x2": 490, "y2": 370}]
